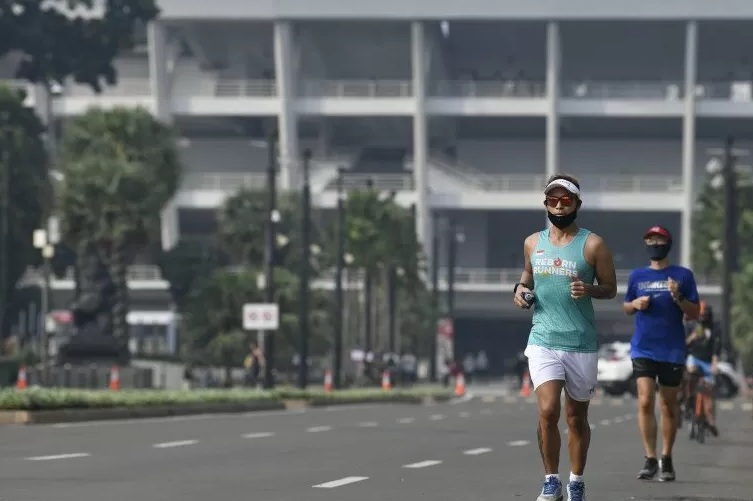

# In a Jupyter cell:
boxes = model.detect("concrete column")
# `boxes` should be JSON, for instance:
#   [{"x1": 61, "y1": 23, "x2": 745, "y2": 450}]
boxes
[
  {"x1": 545, "y1": 21, "x2": 561, "y2": 181},
  {"x1": 680, "y1": 21, "x2": 698, "y2": 268},
  {"x1": 274, "y1": 21, "x2": 300, "y2": 190},
  {"x1": 411, "y1": 21, "x2": 430, "y2": 250},
  {"x1": 148, "y1": 20, "x2": 179, "y2": 251}
]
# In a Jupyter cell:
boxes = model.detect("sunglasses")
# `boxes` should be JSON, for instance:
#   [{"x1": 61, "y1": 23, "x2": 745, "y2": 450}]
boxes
[{"x1": 544, "y1": 195, "x2": 576, "y2": 208}]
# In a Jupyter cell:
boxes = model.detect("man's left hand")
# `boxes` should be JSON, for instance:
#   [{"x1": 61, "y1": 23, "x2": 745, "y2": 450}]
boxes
[
  {"x1": 668, "y1": 277, "x2": 681, "y2": 301},
  {"x1": 570, "y1": 276, "x2": 588, "y2": 299},
  {"x1": 711, "y1": 361, "x2": 718, "y2": 375}
]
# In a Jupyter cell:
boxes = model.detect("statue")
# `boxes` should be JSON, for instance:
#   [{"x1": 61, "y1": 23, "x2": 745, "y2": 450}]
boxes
[{"x1": 57, "y1": 242, "x2": 130, "y2": 366}]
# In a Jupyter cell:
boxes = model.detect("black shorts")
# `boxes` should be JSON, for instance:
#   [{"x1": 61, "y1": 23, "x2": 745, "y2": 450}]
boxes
[{"x1": 632, "y1": 358, "x2": 684, "y2": 387}]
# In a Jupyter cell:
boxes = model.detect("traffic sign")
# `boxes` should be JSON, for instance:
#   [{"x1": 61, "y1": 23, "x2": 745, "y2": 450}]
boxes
[{"x1": 242, "y1": 303, "x2": 280, "y2": 331}]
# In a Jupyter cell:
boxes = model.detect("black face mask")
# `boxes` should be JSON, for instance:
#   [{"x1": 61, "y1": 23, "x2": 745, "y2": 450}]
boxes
[
  {"x1": 548, "y1": 211, "x2": 578, "y2": 230},
  {"x1": 646, "y1": 243, "x2": 671, "y2": 261}
]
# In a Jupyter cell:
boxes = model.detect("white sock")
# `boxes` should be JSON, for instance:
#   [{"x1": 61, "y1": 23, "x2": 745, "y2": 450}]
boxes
[
  {"x1": 569, "y1": 473, "x2": 584, "y2": 483},
  {"x1": 545, "y1": 474, "x2": 560, "y2": 482}
]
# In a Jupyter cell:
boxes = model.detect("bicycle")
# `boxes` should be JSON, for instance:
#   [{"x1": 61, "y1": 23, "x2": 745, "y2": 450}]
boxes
[{"x1": 688, "y1": 375, "x2": 715, "y2": 444}]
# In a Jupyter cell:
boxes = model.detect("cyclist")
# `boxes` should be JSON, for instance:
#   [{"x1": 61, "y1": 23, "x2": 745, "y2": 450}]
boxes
[{"x1": 685, "y1": 302, "x2": 720, "y2": 437}]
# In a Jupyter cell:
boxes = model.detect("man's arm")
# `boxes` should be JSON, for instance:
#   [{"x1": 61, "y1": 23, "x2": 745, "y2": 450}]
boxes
[
  {"x1": 675, "y1": 271, "x2": 701, "y2": 319},
  {"x1": 585, "y1": 235, "x2": 617, "y2": 300},
  {"x1": 518, "y1": 233, "x2": 537, "y2": 289}
]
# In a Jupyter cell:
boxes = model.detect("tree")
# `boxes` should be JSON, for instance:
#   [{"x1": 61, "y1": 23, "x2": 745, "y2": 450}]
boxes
[
  {"x1": 218, "y1": 189, "x2": 326, "y2": 271},
  {"x1": 156, "y1": 237, "x2": 226, "y2": 309},
  {"x1": 732, "y1": 263, "x2": 753, "y2": 369},
  {"x1": 0, "y1": 84, "x2": 49, "y2": 337},
  {"x1": 0, "y1": 0, "x2": 159, "y2": 91},
  {"x1": 181, "y1": 268, "x2": 332, "y2": 379},
  {"x1": 58, "y1": 106, "x2": 181, "y2": 345},
  {"x1": 335, "y1": 188, "x2": 429, "y2": 352}
]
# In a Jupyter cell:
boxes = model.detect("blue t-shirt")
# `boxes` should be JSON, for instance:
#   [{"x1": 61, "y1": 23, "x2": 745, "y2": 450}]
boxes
[{"x1": 624, "y1": 265, "x2": 699, "y2": 364}]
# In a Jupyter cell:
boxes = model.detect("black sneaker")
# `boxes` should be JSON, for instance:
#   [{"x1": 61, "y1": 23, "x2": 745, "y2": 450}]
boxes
[
  {"x1": 659, "y1": 455, "x2": 676, "y2": 482},
  {"x1": 638, "y1": 457, "x2": 658, "y2": 479}
]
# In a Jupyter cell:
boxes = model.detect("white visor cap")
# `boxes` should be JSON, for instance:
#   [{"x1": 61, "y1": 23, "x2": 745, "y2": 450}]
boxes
[{"x1": 544, "y1": 178, "x2": 580, "y2": 197}]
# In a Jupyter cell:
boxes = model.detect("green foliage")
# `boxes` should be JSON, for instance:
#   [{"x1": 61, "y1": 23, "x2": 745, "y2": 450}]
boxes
[
  {"x1": 694, "y1": 170, "x2": 753, "y2": 361},
  {"x1": 59, "y1": 106, "x2": 181, "y2": 250},
  {"x1": 0, "y1": 0, "x2": 159, "y2": 91},
  {"x1": 180, "y1": 268, "x2": 332, "y2": 368},
  {"x1": 0, "y1": 84, "x2": 49, "y2": 335},
  {"x1": 156, "y1": 237, "x2": 226, "y2": 308},
  {"x1": 218, "y1": 189, "x2": 326, "y2": 271},
  {"x1": 0, "y1": 386, "x2": 453, "y2": 411}
]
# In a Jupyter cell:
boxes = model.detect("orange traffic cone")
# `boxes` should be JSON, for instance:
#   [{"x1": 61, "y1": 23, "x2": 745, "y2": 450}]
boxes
[
  {"x1": 15, "y1": 365, "x2": 27, "y2": 390},
  {"x1": 323, "y1": 369, "x2": 333, "y2": 392},
  {"x1": 109, "y1": 365, "x2": 121, "y2": 391},
  {"x1": 520, "y1": 370, "x2": 532, "y2": 398},
  {"x1": 454, "y1": 373, "x2": 466, "y2": 397},
  {"x1": 381, "y1": 370, "x2": 391, "y2": 391}
]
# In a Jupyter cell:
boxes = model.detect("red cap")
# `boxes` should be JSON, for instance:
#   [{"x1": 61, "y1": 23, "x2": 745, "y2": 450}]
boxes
[{"x1": 643, "y1": 225, "x2": 672, "y2": 240}]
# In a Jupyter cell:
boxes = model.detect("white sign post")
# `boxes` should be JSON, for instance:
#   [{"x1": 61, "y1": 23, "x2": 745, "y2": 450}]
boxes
[{"x1": 243, "y1": 303, "x2": 280, "y2": 352}]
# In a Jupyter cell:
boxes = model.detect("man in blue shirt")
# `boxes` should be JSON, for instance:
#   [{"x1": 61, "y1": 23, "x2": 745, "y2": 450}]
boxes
[{"x1": 624, "y1": 226, "x2": 700, "y2": 482}]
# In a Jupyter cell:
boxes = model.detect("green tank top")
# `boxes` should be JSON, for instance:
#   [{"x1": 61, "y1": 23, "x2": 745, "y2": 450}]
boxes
[{"x1": 528, "y1": 227, "x2": 597, "y2": 352}]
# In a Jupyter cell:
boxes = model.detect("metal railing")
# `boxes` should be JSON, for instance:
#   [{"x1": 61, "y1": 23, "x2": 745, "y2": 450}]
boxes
[
  {"x1": 64, "y1": 77, "x2": 152, "y2": 97},
  {"x1": 431, "y1": 80, "x2": 547, "y2": 98},
  {"x1": 214, "y1": 79, "x2": 277, "y2": 97},
  {"x1": 181, "y1": 172, "x2": 269, "y2": 191},
  {"x1": 561, "y1": 81, "x2": 685, "y2": 100},
  {"x1": 300, "y1": 80, "x2": 413, "y2": 98}
]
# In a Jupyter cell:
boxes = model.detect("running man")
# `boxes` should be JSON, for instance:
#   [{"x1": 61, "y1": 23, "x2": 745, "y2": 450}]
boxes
[
  {"x1": 514, "y1": 174, "x2": 617, "y2": 501},
  {"x1": 624, "y1": 225, "x2": 700, "y2": 481}
]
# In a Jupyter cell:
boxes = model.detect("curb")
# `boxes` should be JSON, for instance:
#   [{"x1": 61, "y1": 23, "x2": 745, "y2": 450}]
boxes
[{"x1": 0, "y1": 394, "x2": 453, "y2": 426}]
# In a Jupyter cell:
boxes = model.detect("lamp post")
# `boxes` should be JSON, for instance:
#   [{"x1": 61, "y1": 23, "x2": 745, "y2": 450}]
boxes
[
  {"x1": 298, "y1": 149, "x2": 312, "y2": 389},
  {"x1": 333, "y1": 167, "x2": 346, "y2": 389},
  {"x1": 429, "y1": 211, "x2": 441, "y2": 382},
  {"x1": 263, "y1": 130, "x2": 278, "y2": 390},
  {"x1": 33, "y1": 226, "x2": 58, "y2": 385}
]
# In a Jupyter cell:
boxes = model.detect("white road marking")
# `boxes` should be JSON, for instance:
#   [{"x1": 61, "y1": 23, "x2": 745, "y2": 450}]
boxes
[
  {"x1": 590, "y1": 399, "x2": 603, "y2": 406},
  {"x1": 153, "y1": 440, "x2": 198, "y2": 449},
  {"x1": 464, "y1": 447, "x2": 492, "y2": 456},
  {"x1": 403, "y1": 460, "x2": 442, "y2": 469},
  {"x1": 719, "y1": 401, "x2": 734, "y2": 411},
  {"x1": 242, "y1": 432, "x2": 275, "y2": 439},
  {"x1": 307, "y1": 425, "x2": 333, "y2": 433},
  {"x1": 313, "y1": 476, "x2": 369, "y2": 488},
  {"x1": 459, "y1": 411, "x2": 470, "y2": 418},
  {"x1": 429, "y1": 414, "x2": 445, "y2": 421},
  {"x1": 480, "y1": 409, "x2": 493, "y2": 415},
  {"x1": 742, "y1": 402, "x2": 753, "y2": 411},
  {"x1": 358, "y1": 421, "x2": 378, "y2": 428},
  {"x1": 614, "y1": 417, "x2": 624, "y2": 423},
  {"x1": 397, "y1": 417, "x2": 415, "y2": 424},
  {"x1": 599, "y1": 419, "x2": 611, "y2": 426},
  {"x1": 508, "y1": 440, "x2": 530, "y2": 447},
  {"x1": 25, "y1": 453, "x2": 90, "y2": 461},
  {"x1": 481, "y1": 396, "x2": 496, "y2": 403},
  {"x1": 609, "y1": 399, "x2": 624, "y2": 406}
]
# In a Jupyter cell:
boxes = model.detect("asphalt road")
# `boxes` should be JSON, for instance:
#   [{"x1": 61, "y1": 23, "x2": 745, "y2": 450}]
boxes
[{"x1": 1, "y1": 389, "x2": 752, "y2": 501}]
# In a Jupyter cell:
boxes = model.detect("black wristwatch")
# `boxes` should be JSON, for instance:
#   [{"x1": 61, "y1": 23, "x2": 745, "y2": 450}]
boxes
[
  {"x1": 674, "y1": 293, "x2": 685, "y2": 304},
  {"x1": 513, "y1": 282, "x2": 531, "y2": 294}
]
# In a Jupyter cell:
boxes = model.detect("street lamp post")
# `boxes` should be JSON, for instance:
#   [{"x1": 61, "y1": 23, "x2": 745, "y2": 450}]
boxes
[
  {"x1": 33, "y1": 227, "x2": 58, "y2": 385},
  {"x1": 429, "y1": 211, "x2": 441, "y2": 382},
  {"x1": 263, "y1": 130, "x2": 278, "y2": 390},
  {"x1": 333, "y1": 167, "x2": 346, "y2": 389},
  {"x1": 298, "y1": 149, "x2": 312, "y2": 389}
]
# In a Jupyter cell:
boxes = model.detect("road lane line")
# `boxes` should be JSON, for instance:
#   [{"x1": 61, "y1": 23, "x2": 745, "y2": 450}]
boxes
[
  {"x1": 242, "y1": 432, "x2": 275, "y2": 439},
  {"x1": 306, "y1": 425, "x2": 333, "y2": 433},
  {"x1": 429, "y1": 414, "x2": 445, "y2": 421},
  {"x1": 403, "y1": 460, "x2": 442, "y2": 469},
  {"x1": 459, "y1": 411, "x2": 470, "y2": 418},
  {"x1": 480, "y1": 409, "x2": 493, "y2": 415},
  {"x1": 599, "y1": 419, "x2": 611, "y2": 426},
  {"x1": 358, "y1": 421, "x2": 378, "y2": 427},
  {"x1": 508, "y1": 440, "x2": 530, "y2": 447},
  {"x1": 152, "y1": 440, "x2": 198, "y2": 449},
  {"x1": 25, "y1": 453, "x2": 90, "y2": 461},
  {"x1": 464, "y1": 447, "x2": 492, "y2": 456},
  {"x1": 397, "y1": 417, "x2": 415, "y2": 424},
  {"x1": 313, "y1": 476, "x2": 369, "y2": 488}
]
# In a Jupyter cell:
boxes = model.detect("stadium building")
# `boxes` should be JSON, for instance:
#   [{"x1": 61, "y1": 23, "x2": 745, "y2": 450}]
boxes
[{"x1": 8, "y1": 0, "x2": 743, "y2": 361}]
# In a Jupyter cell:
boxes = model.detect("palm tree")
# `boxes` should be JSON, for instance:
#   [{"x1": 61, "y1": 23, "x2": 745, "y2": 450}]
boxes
[{"x1": 58, "y1": 106, "x2": 182, "y2": 346}]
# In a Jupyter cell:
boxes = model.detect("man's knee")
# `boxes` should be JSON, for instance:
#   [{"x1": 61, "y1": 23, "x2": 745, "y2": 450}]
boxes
[{"x1": 637, "y1": 382, "x2": 656, "y2": 413}]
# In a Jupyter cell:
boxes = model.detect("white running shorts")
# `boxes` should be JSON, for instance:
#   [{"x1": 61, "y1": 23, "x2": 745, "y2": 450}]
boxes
[{"x1": 524, "y1": 344, "x2": 599, "y2": 402}]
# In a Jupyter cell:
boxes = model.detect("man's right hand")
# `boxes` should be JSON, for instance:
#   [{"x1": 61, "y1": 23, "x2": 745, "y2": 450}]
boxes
[
  {"x1": 514, "y1": 285, "x2": 532, "y2": 309},
  {"x1": 631, "y1": 296, "x2": 651, "y2": 311}
]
